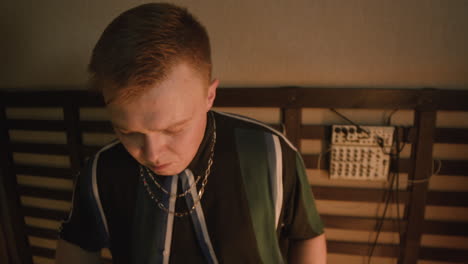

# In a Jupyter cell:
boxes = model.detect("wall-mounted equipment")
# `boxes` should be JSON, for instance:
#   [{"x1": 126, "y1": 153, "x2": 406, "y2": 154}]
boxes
[{"x1": 329, "y1": 125, "x2": 394, "y2": 181}]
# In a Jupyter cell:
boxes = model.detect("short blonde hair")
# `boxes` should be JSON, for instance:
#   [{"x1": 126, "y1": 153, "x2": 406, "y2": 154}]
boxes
[{"x1": 88, "y1": 3, "x2": 212, "y2": 104}]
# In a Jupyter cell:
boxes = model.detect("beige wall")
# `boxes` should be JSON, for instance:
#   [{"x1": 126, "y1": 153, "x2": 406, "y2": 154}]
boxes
[{"x1": 1, "y1": 0, "x2": 468, "y2": 90}]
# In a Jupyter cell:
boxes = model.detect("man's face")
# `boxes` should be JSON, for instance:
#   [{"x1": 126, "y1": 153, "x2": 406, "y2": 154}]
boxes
[{"x1": 105, "y1": 62, "x2": 218, "y2": 176}]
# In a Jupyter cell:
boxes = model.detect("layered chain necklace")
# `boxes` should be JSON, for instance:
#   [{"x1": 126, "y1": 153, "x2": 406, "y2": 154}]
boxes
[{"x1": 139, "y1": 113, "x2": 216, "y2": 217}]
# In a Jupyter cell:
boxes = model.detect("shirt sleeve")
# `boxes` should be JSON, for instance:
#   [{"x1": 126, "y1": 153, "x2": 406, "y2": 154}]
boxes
[
  {"x1": 59, "y1": 157, "x2": 109, "y2": 251},
  {"x1": 284, "y1": 152, "x2": 324, "y2": 240}
]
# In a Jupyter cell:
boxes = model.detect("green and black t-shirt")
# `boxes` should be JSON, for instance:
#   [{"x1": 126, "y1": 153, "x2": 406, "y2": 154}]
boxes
[{"x1": 60, "y1": 111, "x2": 324, "y2": 264}]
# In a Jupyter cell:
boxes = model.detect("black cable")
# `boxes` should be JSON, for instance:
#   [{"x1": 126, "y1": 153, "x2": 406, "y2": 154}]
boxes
[
  {"x1": 330, "y1": 108, "x2": 370, "y2": 135},
  {"x1": 368, "y1": 140, "x2": 397, "y2": 262},
  {"x1": 328, "y1": 107, "x2": 404, "y2": 262},
  {"x1": 368, "y1": 166, "x2": 396, "y2": 263},
  {"x1": 386, "y1": 109, "x2": 398, "y2": 126},
  {"x1": 368, "y1": 126, "x2": 406, "y2": 263},
  {"x1": 391, "y1": 127, "x2": 403, "y2": 245}
]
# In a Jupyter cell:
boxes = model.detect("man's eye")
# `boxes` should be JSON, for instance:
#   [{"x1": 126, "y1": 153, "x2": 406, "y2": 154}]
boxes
[
  {"x1": 167, "y1": 127, "x2": 184, "y2": 135},
  {"x1": 119, "y1": 130, "x2": 136, "y2": 136}
]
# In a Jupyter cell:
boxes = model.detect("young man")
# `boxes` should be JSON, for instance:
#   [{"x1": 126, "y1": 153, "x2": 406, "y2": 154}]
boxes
[{"x1": 55, "y1": 3, "x2": 326, "y2": 264}]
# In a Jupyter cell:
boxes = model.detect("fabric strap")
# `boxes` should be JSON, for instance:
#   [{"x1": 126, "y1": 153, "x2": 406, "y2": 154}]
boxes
[
  {"x1": 180, "y1": 170, "x2": 219, "y2": 264},
  {"x1": 235, "y1": 128, "x2": 285, "y2": 264},
  {"x1": 131, "y1": 174, "x2": 178, "y2": 264}
]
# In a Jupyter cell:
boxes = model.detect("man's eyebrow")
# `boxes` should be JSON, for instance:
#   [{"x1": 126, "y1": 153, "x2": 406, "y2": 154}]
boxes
[
  {"x1": 165, "y1": 118, "x2": 191, "y2": 130},
  {"x1": 112, "y1": 124, "x2": 131, "y2": 132}
]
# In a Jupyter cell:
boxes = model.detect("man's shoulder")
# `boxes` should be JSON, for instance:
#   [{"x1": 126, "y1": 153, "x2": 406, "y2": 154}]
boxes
[
  {"x1": 83, "y1": 140, "x2": 135, "y2": 175},
  {"x1": 213, "y1": 111, "x2": 298, "y2": 152}
]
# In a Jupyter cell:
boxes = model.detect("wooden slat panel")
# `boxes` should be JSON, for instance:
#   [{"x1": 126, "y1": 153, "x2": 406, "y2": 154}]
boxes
[
  {"x1": 6, "y1": 119, "x2": 66, "y2": 131},
  {"x1": 11, "y1": 143, "x2": 69, "y2": 155},
  {"x1": 327, "y1": 240, "x2": 399, "y2": 257},
  {"x1": 15, "y1": 165, "x2": 73, "y2": 179},
  {"x1": 419, "y1": 247, "x2": 468, "y2": 262},
  {"x1": 423, "y1": 220, "x2": 468, "y2": 236},
  {"x1": 321, "y1": 215, "x2": 405, "y2": 232},
  {"x1": 19, "y1": 186, "x2": 71, "y2": 201},
  {"x1": 313, "y1": 186, "x2": 408, "y2": 203},
  {"x1": 426, "y1": 191, "x2": 468, "y2": 207},
  {"x1": 0, "y1": 102, "x2": 33, "y2": 264},
  {"x1": 22, "y1": 207, "x2": 67, "y2": 221}
]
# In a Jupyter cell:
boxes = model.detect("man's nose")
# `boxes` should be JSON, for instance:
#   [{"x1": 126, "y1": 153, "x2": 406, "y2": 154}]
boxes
[{"x1": 142, "y1": 134, "x2": 165, "y2": 164}]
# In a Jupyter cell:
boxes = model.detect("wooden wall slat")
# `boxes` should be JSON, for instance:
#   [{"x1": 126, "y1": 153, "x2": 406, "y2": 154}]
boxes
[
  {"x1": 7, "y1": 119, "x2": 66, "y2": 131},
  {"x1": 323, "y1": 216, "x2": 468, "y2": 237},
  {"x1": 3, "y1": 88, "x2": 468, "y2": 110},
  {"x1": 31, "y1": 246, "x2": 113, "y2": 263},
  {"x1": 435, "y1": 128, "x2": 468, "y2": 144},
  {"x1": 19, "y1": 186, "x2": 71, "y2": 201},
  {"x1": 25, "y1": 226, "x2": 58, "y2": 240},
  {"x1": 11, "y1": 142, "x2": 69, "y2": 155},
  {"x1": 438, "y1": 160, "x2": 468, "y2": 176},
  {"x1": 426, "y1": 191, "x2": 468, "y2": 207},
  {"x1": 437, "y1": 90, "x2": 468, "y2": 111},
  {"x1": 296, "y1": 88, "x2": 419, "y2": 109},
  {"x1": 15, "y1": 165, "x2": 72, "y2": 179},
  {"x1": 30, "y1": 246, "x2": 55, "y2": 259},
  {"x1": 313, "y1": 186, "x2": 408, "y2": 203},
  {"x1": 321, "y1": 215, "x2": 405, "y2": 232},
  {"x1": 22, "y1": 206, "x2": 67, "y2": 221},
  {"x1": 2, "y1": 91, "x2": 103, "y2": 108},
  {"x1": 327, "y1": 240, "x2": 399, "y2": 257},
  {"x1": 423, "y1": 220, "x2": 468, "y2": 236},
  {"x1": 215, "y1": 87, "x2": 293, "y2": 107},
  {"x1": 419, "y1": 247, "x2": 468, "y2": 262}
]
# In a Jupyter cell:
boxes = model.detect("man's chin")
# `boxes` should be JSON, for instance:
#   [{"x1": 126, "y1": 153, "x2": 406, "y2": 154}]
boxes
[{"x1": 150, "y1": 165, "x2": 184, "y2": 176}]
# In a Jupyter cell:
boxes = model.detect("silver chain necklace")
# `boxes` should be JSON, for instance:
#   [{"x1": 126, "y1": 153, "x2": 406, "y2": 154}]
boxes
[{"x1": 139, "y1": 113, "x2": 216, "y2": 217}]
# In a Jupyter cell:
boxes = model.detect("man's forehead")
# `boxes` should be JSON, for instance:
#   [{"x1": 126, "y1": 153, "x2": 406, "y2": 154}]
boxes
[
  {"x1": 102, "y1": 61, "x2": 209, "y2": 105},
  {"x1": 112, "y1": 117, "x2": 190, "y2": 131}
]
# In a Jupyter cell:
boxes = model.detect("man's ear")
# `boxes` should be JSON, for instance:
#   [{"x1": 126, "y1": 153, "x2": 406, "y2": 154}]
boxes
[{"x1": 206, "y1": 79, "x2": 219, "y2": 111}]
